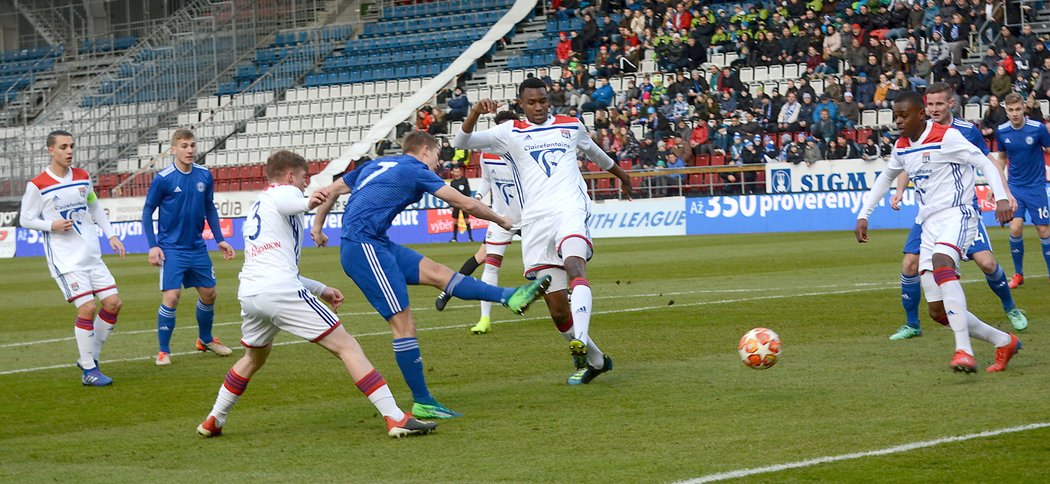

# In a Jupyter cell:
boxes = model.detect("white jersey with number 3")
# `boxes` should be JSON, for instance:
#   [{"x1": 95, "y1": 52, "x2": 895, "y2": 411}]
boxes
[
  {"x1": 238, "y1": 184, "x2": 311, "y2": 297},
  {"x1": 454, "y1": 115, "x2": 613, "y2": 224}
]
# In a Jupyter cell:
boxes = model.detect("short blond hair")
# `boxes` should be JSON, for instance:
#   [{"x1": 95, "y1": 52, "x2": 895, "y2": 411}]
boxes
[
  {"x1": 172, "y1": 128, "x2": 195, "y2": 145},
  {"x1": 1003, "y1": 92, "x2": 1025, "y2": 106}
]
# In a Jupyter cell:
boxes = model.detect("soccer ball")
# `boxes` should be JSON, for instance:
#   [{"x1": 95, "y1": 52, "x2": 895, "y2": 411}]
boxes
[{"x1": 738, "y1": 327, "x2": 781, "y2": 369}]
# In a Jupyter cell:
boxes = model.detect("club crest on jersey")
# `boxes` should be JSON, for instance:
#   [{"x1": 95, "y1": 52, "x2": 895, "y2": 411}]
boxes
[
  {"x1": 78, "y1": 186, "x2": 87, "y2": 198},
  {"x1": 921, "y1": 152, "x2": 931, "y2": 164},
  {"x1": 561, "y1": 129, "x2": 572, "y2": 139},
  {"x1": 196, "y1": 181, "x2": 205, "y2": 192},
  {"x1": 70, "y1": 281, "x2": 80, "y2": 292},
  {"x1": 528, "y1": 148, "x2": 565, "y2": 177},
  {"x1": 1025, "y1": 136, "x2": 1034, "y2": 145}
]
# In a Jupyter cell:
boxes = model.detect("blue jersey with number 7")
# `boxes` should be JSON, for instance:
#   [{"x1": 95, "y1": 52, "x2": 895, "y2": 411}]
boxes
[{"x1": 340, "y1": 154, "x2": 446, "y2": 242}]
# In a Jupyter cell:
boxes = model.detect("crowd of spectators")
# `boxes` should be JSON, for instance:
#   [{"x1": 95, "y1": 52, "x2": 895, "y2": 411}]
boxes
[{"x1": 425, "y1": 0, "x2": 1047, "y2": 194}]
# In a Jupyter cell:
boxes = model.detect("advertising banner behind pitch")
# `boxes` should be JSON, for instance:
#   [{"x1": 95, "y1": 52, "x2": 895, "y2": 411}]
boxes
[
  {"x1": 0, "y1": 227, "x2": 15, "y2": 258},
  {"x1": 588, "y1": 198, "x2": 686, "y2": 238},
  {"x1": 766, "y1": 159, "x2": 886, "y2": 194}
]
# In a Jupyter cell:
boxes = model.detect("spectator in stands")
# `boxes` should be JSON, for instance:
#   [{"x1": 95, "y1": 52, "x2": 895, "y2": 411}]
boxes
[
  {"x1": 556, "y1": 32, "x2": 572, "y2": 64},
  {"x1": 582, "y1": 13, "x2": 600, "y2": 48},
  {"x1": 837, "y1": 134, "x2": 860, "y2": 159},
  {"x1": 670, "y1": 132, "x2": 692, "y2": 165},
  {"x1": 994, "y1": 25, "x2": 1016, "y2": 53},
  {"x1": 962, "y1": 65, "x2": 992, "y2": 104},
  {"x1": 429, "y1": 110, "x2": 447, "y2": 136},
  {"x1": 797, "y1": 92, "x2": 816, "y2": 132},
  {"x1": 803, "y1": 137, "x2": 822, "y2": 163},
  {"x1": 991, "y1": 65, "x2": 1014, "y2": 99},
  {"x1": 640, "y1": 106, "x2": 671, "y2": 140},
  {"x1": 945, "y1": 12, "x2": 969, "y2": 64},
  {"x1": 927, "y1": 31, "x2": 952, "y2": 78},
  {"x1": 565, "y1": 82, "x2": 589, "y2": 111},
  {"x1": 1034, "y1": 57, "x2": 1050, "y2": 100},
  {"x1": 671, "y1": 94, "x2": 689, "y2": 121},
  {"x1": 982, "y1": 46, "x2": 1001, "y2": 71},
  {"x1": 583, "y1": 77, "x2": 614, "y2": 111},
  {"x1": 1027, "y1": 93, "x2": 1046, "y2": 122},
  {"x1": 911, "y1": 52, "x2": 933, "y2": 88},
  {"x1": 845, "y1": 38, "x2": 868, "y2": 75},
  {"x1": 812, "y1": 94, "x2": 838, "y2": 126},
  {"x1": 981, "y1": 94, "x2": 1009, "y2": 138},
  {"x1": 861, "y1": 136, "x2": 881, "y2": 161},
  {"x1": 838, "y1": 91, "x2": 860, "y2": 128},
  {"x1": 943, "y1": 63, "x2": 963, "y2": 93},
  {"x1": 824, "y1": 139, "x2": 842, "y2": 160},
  {"x1": 416, "y1": 108, "x2": 434, "y2": 132},
  {"x1": 690, "y1": 119, "x2": 711, "y2": 157},
  {"x1": 812, "y1": 109, "x2": 838, "y2": 143},
  {"x1": 439, "y1": 139, "x2": 455, "y2": 169},
  {"x1": 549, "y1": 82, "x2": 568, "y2": 114},
  {"x1": 446, "y1": 88, "x2": 470, "y2": 123},
  {"x1": 636, "y1": 137, "x2": 658, "y2": 168},
  {"x1": 777, "y1": 92, "x2": 802, "y2": 131},
  {"x1": 873, "y1": 73, "x2": 895, "y2": 109}
]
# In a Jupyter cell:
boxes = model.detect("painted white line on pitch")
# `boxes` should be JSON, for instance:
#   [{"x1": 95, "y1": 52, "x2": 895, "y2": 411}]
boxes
[
  {"x1": 678, "y1": 422, "x2": 1050, "y2": 483},
  {"x1": 0, "y1": 282, "x2": 892, "y2": 349},
  {"x1": 0, "y1": 284, "x2": 896, "y2": 376}
]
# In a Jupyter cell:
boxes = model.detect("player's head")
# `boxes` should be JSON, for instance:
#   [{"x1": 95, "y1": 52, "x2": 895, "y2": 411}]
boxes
[
  {"x1": 1003, "y1": 92, "x2": 1026, "y2": 126},
  {"x1": 402, "y1": 130, "x2": 440, "y2": 170},
  {"x1": 892, "y1": 91, "x2": 926, "y2": 139},
  {"x1": 924, "y1": 82, "x2": 955, "y2": 124},
  {"x1": 266, "y1": 150, "x2": 309, "y2": 190},
  {"x1": 46, "y1": 130, "x2": 74, "y2": 167},
  {"x1": 493, "y1": 110, "x2": 520, "y2": 125},
  {"x1": 517, "y1": 77, "x2": 549, "y2": 125},
  {"x1": 171, "y1": 129, "x2": 196, "y2": 166}
]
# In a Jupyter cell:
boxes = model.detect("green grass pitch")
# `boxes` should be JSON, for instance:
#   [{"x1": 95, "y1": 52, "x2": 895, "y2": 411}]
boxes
[{"x1": 1, "y1": 229, "x2": 1049, "y2": 482}]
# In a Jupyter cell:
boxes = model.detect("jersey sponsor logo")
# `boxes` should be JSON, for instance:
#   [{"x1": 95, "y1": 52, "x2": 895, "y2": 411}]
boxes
[
  {"x1": 528, "y1": 148, "x2": 565, "y2": 177},
  {"x1": 196, "y1": 181, "x2": 205, "y2": 192}
]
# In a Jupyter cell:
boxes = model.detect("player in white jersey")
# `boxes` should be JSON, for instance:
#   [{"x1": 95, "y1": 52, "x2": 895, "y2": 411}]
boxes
[
  {"x1": 454, "y1": 77, "x2": 634, "y2": 384},
  {"x1": 19, "y1": 130, "x2": 125, "y2": 387},
  {"x1": 434, "y1": 111, "x2": 524, "y2": 335},
  {"x1": 197, "y1": 151, "x2": 435, "y2": 438},
  {"x1": 855, "y1": 92, "x2": 1022, "y2": 373}
]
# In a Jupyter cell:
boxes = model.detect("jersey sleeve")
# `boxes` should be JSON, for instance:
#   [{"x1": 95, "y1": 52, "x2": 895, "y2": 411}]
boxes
[
  {"x1": 886, "y1": 146, "x2": 904, "y2": 170},
  {"x1": 417, "y1": 165, "x2": 448, "y2": 194},
  {"x1": 994, "y1": 129, "x2": 1005, "y2": 153},
  {"x1": 1040, "y1": 123, "x2": 1050, "y2": 149},
  {"x1": 203, "y1": 172, "x2": 225, "y2": 244},
  {"x1": 271, "y1": 186, "x2": 310, "y2": 216},
  {"x1": 341, "y1": 166, "x2": 363, "y2": 191},
  {"x1": 18, "y1": 182, "x2": 51, "y2": 232},
  {"x1": 142, "y1": 177, "x2": 163, "y2": 248},
  {"x1": 939, "y1": 129, "x2": 983, "y2": 162},
  {"x1": 453, "y1": 123, "x2": 509, "y2": 154},
  {"x1": 962, "y1": 126, "x2": 991, "y2": 155}
]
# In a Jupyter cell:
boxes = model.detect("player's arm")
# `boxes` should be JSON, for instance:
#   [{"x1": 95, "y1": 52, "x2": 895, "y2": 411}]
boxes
[
  {"x1": 204, "y1": 176, "x2": 234, "y2": 260},
  {"x1": 272, "y1": 186, "x2": 327, "y2": 216},
  {"x1": 298, "y1": 274, "x2": 343, "y2": 311},
  {"x1": 579, "y1": 131, "x2": 633, "y2": 199},
  {"x1": 968, "y1": 152, "x2": 1014, "y2": 224},
  {"x1": 434, "y1": 185, "x2": 512, "y2": 230},
  {"x1": 18, "y1": 182, "x2": 68, "y2": 232},
  {"x1": 453, "y1": 99, "x2": 507, "y2": 153},
  {"x1": 855, "y1": 166, "x2": 904, "y2": 243},
  {"x1": 86, "y1": 190, "x2": 124, "y2": 257},
  {"x1": 310, "y1": 177, "x2": 351, "y2": 247},
  {"x1": 889, "y1": 173, "x2": 909, "y2": 210},
  {"x1": 142, "y1": 179, "x2": 164, "y2": 266}
]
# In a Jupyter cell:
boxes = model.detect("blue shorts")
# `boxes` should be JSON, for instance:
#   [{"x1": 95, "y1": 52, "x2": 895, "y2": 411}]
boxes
[
  {"x1": 902, "y1": 219, "x2": 992, "y2": 258},
  {"x1": 1011, "y1": 186, "x2": 1050, "y2": 225},
  {"x1": 340, "y1": 239, "x2": 423, "y2": 320},
  {"x1": 160, "y1": 248, "x2": 215, "y2": 291}
]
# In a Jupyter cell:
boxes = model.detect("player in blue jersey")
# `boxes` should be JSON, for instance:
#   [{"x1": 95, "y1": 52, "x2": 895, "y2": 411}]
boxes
[
  {"x1": 888, "y1": 83, "x2": 1027, "y2": 340},
  {"x1": 310, "y1": 130, "x2": 550, "y2": 419},
  {"x1": 993, "y1": 92, "x2": 1050, "y2": 292},
  {"x1": 143, "y1": 129, "x2": 236, "y2": 366}
]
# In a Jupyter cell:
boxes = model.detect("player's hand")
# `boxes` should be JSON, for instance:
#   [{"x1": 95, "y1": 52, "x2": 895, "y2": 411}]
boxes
[
  {"x1": 854, "y1": 218, "x2": 869, "y2": 243},
  {"x1": 472, "y1": 99, "x2": 499, "y2": 116},
  {"x1": 496, "y1": 216, "x2": 513, "y2": 231},
  {"x1": 51, "y1": 219, "x2": 73, "y2": 232},
  {"x1": 619, "y1": 175, "x2": 634, "y2": 200},
  {"x1": 308, "y1": 189, "x2": 328, "y2": 210},
  {"x1": 890, "y1": 192, "x2": 903, "y2": 210},
  {"x1": 109, "y1": 236, "x2": 126, "y2": 258},
  {"x1": 311, "y1": 228, "x2": 329, "y2": 247},
  {"x1": 218, "y1": 241, "x2": 235, "y2": 260},
  {"x1": 321, "y1": 287, "x2": 344, "y2": 311},
  {"x1": 148, "y1": 246, "x2": 165, "y2": 267},
  {"x1": 995, "y1": 199, "x2": 1014, "y2": 225}
]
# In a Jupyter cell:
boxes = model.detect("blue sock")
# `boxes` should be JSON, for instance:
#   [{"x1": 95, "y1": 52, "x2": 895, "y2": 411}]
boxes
[
  {"x1": 1010, "y1": 236, "x2": 1025, "y2": 275},
  {"x1": 445, "y1": 272, "x2": 514, "y2": 303},
  {"x1": 392, "y1": 338, "x2": 433, "y2": 404},
  {"x1": 157, "y1": 304, "x2": 175, "y2": 353},
  {"x1": 901, "y1": 273, "x2": 921, "y2": 329},
  {"x1": 985, "y1": 264, "x2": 1016, "y2": 312},
  {"x1": 1041, "y1": 237, "x2": 1050, "y2": 275},
  {"x1": 196, "y1": 299, "x2": 215, "y2": 343}
]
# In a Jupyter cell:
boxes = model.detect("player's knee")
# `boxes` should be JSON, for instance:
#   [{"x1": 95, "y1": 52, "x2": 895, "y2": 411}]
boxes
[
  {"x1": 901, "y1": 254, "x2": 919, "y2": 274},
  {"x1": 102, "y1": 297, "x2": 122, "y2": 314},
  {"x1": 198, "y1": 288, "x2": 217, "y2": 304},
  {"x1": 162, "y1": 290, "x2": 181, "y2": 307},
  {"x1": 77, "y1": 301, "x2": 97, "y2": 319}
]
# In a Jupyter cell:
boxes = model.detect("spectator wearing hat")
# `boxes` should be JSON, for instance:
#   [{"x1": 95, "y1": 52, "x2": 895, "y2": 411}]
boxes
[
  {"x1": 446, "y1": 87, "x2": 470, "y2": 123},
  {"x1": 803, "y1": 137, "x2": 822, "y2": 164},
  {"x1": 962, "y1": 65, "x2": 993, "y2": 105},
  {"x1": 927, "y1": 31, "x2": 952, "y2": 78},
  {"x1": 796, "y1": 92, "x2": 816, "y2": 132},
  {"x1": 583, "y1": 77, "x2": 615, "y2": 112},
  {"x1": 910, "y1": 52, "x2": 933, "y2": 87},
  {"x1": 838, "y1": 91, "x2": 859, "y2": 129}
]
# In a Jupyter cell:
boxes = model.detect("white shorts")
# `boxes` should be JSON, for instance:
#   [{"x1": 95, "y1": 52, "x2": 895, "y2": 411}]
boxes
[
  {"x1": 484, "y1": 223, "x2": 520, "y2": 258},
  {"x1": 521, "y1": 209, "x2": 592, "y2": 290},
  {"x1": 55, "y1": 263, "x2": 118, "y2": 307},
  {"x1": 919, "y1": 207, "x2": 978, "y2": 273},
  {"x1": 239, "y1": 289, "x2": 342, "y2": 348}
]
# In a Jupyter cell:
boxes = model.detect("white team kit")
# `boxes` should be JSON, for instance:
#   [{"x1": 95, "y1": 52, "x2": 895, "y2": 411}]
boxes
[
  {"x1": 860, "y1": 121, "x2": 1009, "y2": 277},
  {"x1": 19, "y1": 167, "x2": 119, "y2": 307},
  {"x1": 238, "y1": 184, "x2": 339, "y2": 347},
  {"x1": 454, "y1": 115, "x2": 615, "y2": 290},
  {"x1": 476, "y1": 152, "x2": 523, "y2": 255}
]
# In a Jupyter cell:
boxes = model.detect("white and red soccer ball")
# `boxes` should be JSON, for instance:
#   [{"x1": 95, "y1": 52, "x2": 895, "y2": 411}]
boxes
[{"x1": 738, "y1": 327, "x2": 781, "y2": 369}]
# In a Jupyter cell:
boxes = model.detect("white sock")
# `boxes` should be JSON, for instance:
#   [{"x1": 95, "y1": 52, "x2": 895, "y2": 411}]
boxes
[
  {"x1": 939, "y1": 279, "x2": 974, "y2": 356},
  {"x1": 480, "y1": 263, "x2": 499, "y2": 319},
  {"x1": 967, "y1": 312, "x2": 1011, "y2": 347},
  {"x1": 74, "y1": 317, "x2": 96, "y2": 369},
  {"x1": 367, "y1": 385, "x2": 405, "y2": 421},
  {"x1": 586, "y1": 338, "x2": 606, "y2": 369},
  {"x1": 569, "y1": 279, "x2": 592, "y2": 343},
  {"x1": 559, "y1": 328, "x2": 574, "y2": 341},
  {"x1": 209, "y1": 386, "x2": 240, "y2": 427},
  {"x1": 93, "y1": 321, "x2": 115, "y2": 362}
]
